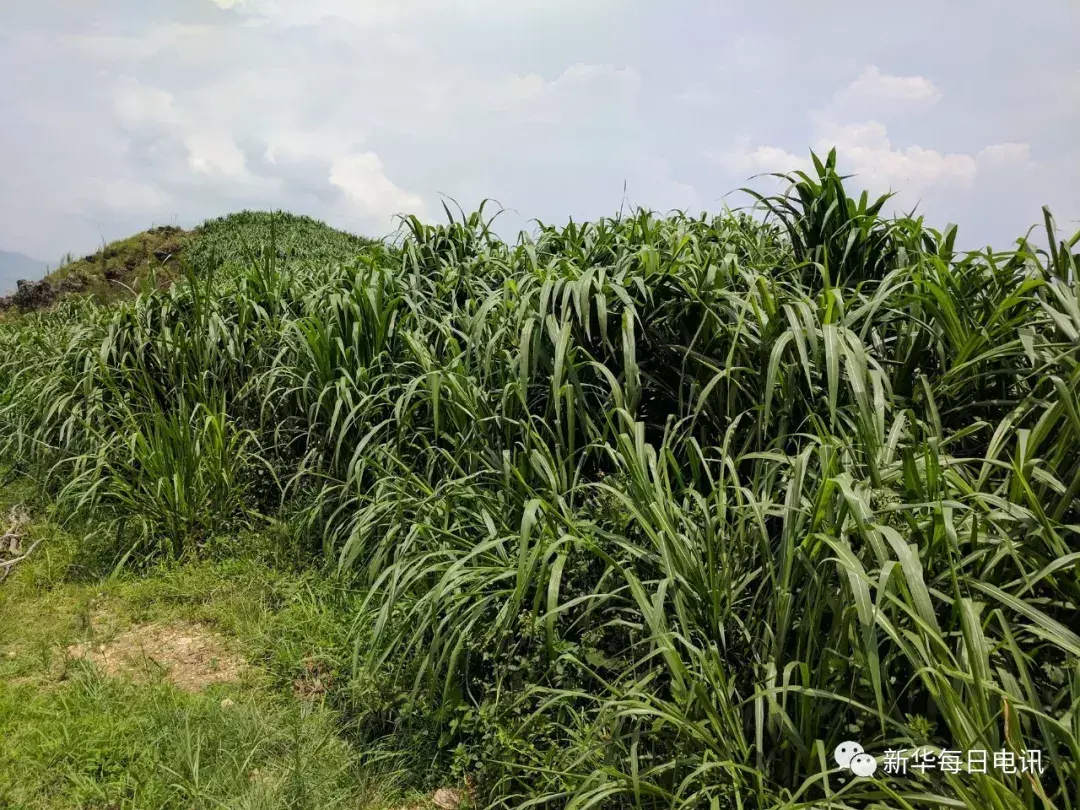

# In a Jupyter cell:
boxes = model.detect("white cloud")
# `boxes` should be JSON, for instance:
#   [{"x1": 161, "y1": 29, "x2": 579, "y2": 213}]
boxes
[
  {"x1": 977, "y1": 142, "x2": 1033, "y2": 169},
  {"x1": 205, "y1": 0, "x2": 602, "y2": 28},
  {"x1": 4, "y1": 0, "x2": 1076, "y2": 261},
  {"x1": 55, "y1": 177, "x2": 173, "y2": 220},
  {"x1": 718, "y1": 130, "x2": 979, "y2": 199},
  {"x1": 329, "y1": 152, "x2": 426, "y2": 224},
  {"x1": 264, "y1": 131, "x2": 365, "y2": 165},
  {"x1": 813, "y1": 119, "x2": 977, "y2": 192},
  {"x1": 843, "y1": 66, "x2": 941, "y2": 106},
  {"x1": 98, "y1": 179, "x2": 172, "y2": 213},
  {"x1": 557, "y1": 63, "x2": 642, "y2": 93},
  {"x1": 495, "y1": 64, "x2": 641, "y2": 122},
  {"x1": 714, "y1": 122, "x2": 982, "y2": 212},
  {"x1": 625, "y1": 155, "x2": 701, "y2": 212},
  {"x1": 716, "y1": 68, "x2": 1037, "y2": 210},
  {"x1": 708, "y1": 141, "x2": 809, "y2": 176},
  {"x1": 113, "y1": 80, "x2": 180, "y2": 131},
  {"x1": 827, "y1": 65, "x2": 942, "y2": 123},
  {"x1": 185, "y1": 132, "x2": 249, "y2": 177},
  {"x1": 63, "y1": 26, "x2": 213, "y2": 62},
  {"x1": 228, "y1": 0, "x2": 382, "y2": 27}
]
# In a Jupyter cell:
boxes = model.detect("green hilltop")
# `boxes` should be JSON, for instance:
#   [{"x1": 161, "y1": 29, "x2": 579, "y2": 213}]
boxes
[{"x1": 1, "y1": 211, "x2": 377, "y2": 313}]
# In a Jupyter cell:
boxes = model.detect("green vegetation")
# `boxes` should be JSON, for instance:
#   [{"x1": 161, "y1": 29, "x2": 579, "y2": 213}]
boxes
[
  {"x1": 183, "y1": 211, "x2": 378, "y2": 278},
  {"x1": 0, "y1": 211, "x2": 375, "y2": 313},
  {"x1": 2, "y1": 151, "x2": 1079, "y2": 808},
  {"x1": 0, "y1": 481, "x2": 409, "y2": 809},
  {"x1": 44, "y1": 226, "x2": 188, "y2": 304}
]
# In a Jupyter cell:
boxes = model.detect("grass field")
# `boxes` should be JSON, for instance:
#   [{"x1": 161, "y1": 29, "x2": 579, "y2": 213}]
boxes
[
  {"x1": 0, "y1": 478, "x2": 418, "y2": 809},
  {"x1": 1, "y1": 150, "x2": 1078, "y2": 809}
]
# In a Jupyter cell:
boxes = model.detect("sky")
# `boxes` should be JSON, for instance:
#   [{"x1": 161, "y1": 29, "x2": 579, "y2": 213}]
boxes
[{"x1": 1, "y1": 0, "x2": 1078, "y2": 267}]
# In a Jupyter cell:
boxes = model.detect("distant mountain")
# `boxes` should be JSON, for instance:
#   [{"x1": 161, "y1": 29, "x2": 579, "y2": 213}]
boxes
[{"x1": 0, "y1": 250, "x2": 49, "y2": 295}]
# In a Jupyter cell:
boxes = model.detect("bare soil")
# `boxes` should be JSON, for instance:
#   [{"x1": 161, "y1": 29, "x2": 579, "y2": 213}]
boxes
[{"x1": 66, "y1": 619, "x2": 244, "y2": 692}]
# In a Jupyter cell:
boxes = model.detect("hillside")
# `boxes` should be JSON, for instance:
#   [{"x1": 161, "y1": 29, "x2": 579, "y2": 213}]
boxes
[
  {"x1": 0, "y1": 212, "x2": 376, "y2": 313},
  {"x1": 1, "y1": 153, "x2": 1078, "y2": 809}
]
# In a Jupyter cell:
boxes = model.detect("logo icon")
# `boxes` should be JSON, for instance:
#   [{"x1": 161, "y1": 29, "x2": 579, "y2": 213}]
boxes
[{"x1": 834, "y1": 741, "x2": 878, "y2": 777}]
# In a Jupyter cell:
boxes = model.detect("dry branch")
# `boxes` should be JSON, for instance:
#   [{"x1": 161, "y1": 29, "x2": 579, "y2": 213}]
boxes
[{"x1": 0, "y1": 506, "x2": 35, "y2": 583}]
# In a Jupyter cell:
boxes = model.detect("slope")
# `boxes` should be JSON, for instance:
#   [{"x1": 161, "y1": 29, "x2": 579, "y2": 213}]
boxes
[{"x1": 0, "y1": 212, "x2": 377, "y2": 313}]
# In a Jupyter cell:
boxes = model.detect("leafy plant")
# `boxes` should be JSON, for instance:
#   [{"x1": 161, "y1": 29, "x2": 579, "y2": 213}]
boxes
[{"x1": 1, "y1": 161, "x2": 1078, "y2": 809}]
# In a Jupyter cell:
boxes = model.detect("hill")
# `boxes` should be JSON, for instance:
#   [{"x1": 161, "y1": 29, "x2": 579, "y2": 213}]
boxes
[
  {"x1": 0, "y1": 212, "x2": 376, "y2": 313},
  {"x1": 0, "y1": 154, "x2": 1078, "y2": 809}
]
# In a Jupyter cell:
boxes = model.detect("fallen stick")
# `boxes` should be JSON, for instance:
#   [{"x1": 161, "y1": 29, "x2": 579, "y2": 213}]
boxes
[
  {"x1": 0, "y1": 538, "x2": 42, "y2": 585},
  {"x1": 0, "y1": 538, "x2": 41, "y2": 568}
]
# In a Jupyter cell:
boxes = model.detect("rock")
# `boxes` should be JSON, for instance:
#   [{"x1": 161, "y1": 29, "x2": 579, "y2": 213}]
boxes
[
  {"x1": 10, "y1": 279, "x2": 57, "y2": 311},
  {"x1": 0, "y1": 274, "x2": 89, "y2": 312},
  {"x1": 432, "y1": 788, "x2": 464, "y2": 809},
  {"x1": 56, "y1": 275, "x2": 86, "y2": 293}
]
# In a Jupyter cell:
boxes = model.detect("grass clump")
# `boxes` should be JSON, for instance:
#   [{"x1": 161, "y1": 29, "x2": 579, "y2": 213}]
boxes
[{"x1": 1, "y1": 150, "x2": 1079, "y2": 808}]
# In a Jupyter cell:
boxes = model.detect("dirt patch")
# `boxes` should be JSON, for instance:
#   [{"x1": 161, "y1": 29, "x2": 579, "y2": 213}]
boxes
[
  {"x1": 66, "y1": 620, "x2": 243, "y2": 692},
  {"x1": 391, "y1": 787, "x2": 470, "y2": 810}
]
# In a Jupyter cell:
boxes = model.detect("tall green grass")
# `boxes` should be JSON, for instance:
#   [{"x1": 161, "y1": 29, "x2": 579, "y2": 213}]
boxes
[{"x1": 1, "y1": 154, "x2": 1078, "y2": 808}]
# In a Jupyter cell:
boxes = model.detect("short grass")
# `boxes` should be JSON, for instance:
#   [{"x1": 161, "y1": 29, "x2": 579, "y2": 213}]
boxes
[{"x1": 0, "y1": 482, "x2": 421, "y2": 810}]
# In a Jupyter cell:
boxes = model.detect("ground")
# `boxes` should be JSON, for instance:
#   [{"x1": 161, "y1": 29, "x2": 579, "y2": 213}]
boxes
[{"x1": 0, "y1": 480, "x2": 443, "y2": 810}]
